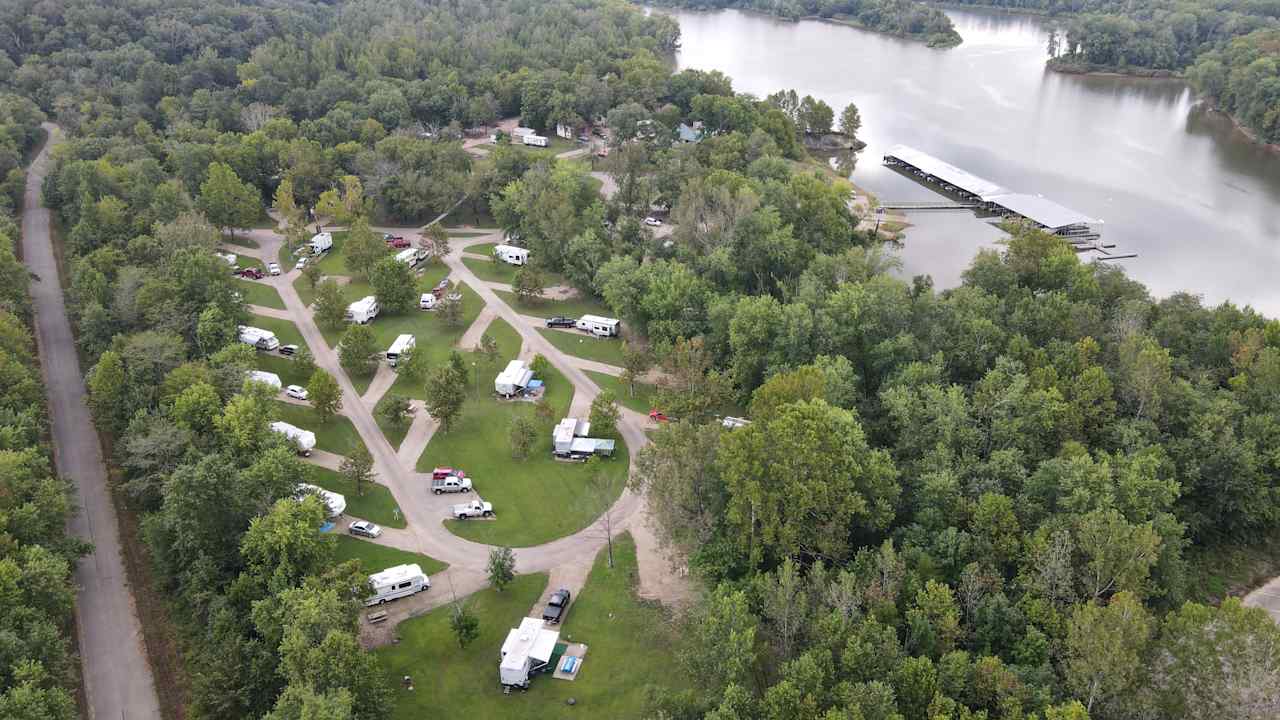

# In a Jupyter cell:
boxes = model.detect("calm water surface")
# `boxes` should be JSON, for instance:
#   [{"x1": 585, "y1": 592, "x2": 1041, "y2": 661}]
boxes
[{"x1": 667, "y1": 7, "x2": 1280, "y2": 315}]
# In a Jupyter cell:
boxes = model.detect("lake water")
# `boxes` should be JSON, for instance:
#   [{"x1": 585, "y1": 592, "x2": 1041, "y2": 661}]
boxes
[{"x1": 666, "y1": 7, "x2": 1280, "y2": 315}]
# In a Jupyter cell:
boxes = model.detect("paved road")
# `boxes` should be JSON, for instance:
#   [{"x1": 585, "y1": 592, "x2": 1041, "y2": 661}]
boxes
[{"x1": 21, "y1": 123, "x2": 162, "y2": 718}]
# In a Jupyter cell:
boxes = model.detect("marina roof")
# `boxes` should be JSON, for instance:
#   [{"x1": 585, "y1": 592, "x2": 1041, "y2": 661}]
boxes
[
  {"x1": 987, "y1": 193, "x2": 1097, "y2": 229},
  {"x1": 885, "y1": 144, "x2": 1007, "y2": 200}
]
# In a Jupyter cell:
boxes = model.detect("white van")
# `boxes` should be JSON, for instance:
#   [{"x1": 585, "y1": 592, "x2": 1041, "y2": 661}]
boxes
[
  {"x1": 386, "y1": 334, "x2": 415, "y2": 367},
  {"x1": 364, "y1": 564, "x2": 430, "y2": 606},
  {"x1": 575, "y1": 314, "x2": 620, "y2": 337}
]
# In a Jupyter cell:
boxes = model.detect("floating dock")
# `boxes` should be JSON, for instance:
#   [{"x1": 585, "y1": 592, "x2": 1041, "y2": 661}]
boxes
[{"x1": 882, "y1": 145, "x2": 1126, "y2": 257}]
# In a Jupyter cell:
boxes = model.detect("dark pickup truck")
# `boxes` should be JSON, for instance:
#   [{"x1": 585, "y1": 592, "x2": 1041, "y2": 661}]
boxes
[{"x1": 541, "y1": 588, "x2": 571, "y2": 624}]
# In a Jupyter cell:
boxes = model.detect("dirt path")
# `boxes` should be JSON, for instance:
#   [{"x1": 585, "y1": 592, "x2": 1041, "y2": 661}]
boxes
[{"x1": 22, "y1": 123, "x2": 162, "y2": 719}]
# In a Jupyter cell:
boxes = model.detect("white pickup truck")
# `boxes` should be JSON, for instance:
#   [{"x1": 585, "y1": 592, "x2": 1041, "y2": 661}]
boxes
[
  {"x1": 451, "y1": 499, "x2": 493, "y2": 519},
  {"x1": 432, "y1": 475, "x2": 473, "y2": 494}
]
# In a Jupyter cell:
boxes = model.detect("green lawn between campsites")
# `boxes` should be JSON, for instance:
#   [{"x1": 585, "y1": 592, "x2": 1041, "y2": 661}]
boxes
[
  {"x1": 254, "y1": 353, "x2": 310, "y2": 389},
  {"x1": 270, "y1": 401, "x2": 365, "y2": 456},
  {"x1": 377, "y1": 534, "x2": 680, "y2": 720},
  {"x1": 583, "y1": 370, "x2": 657, "y2": 416},
  {"x1": 306, "y1": 466, "x2": 405, "y2": 529},
  {"x1": 536, "y1": 327, "x2": 625, "y2": 367},
  {"x1": 493, "y1": 289, "x2": 612, "y2": 322},
  {"x1": 248, "y1": 314, "x2": 305, "y2": 347},
  {"x1": 234, "y1": 278, "x2": 285, "y2": 309},
  {"x1": 331, "y1": 535, "x2": 447, "y2": 575},
  {"x1": 415, "y1": 362, "x2": 628, "y2": 548}
]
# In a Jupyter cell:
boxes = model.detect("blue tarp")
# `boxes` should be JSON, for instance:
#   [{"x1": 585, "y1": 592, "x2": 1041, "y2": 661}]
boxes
[
  {"x1": 319, "y1": 521, "x2": 335, "y2": 533},
  {"x1": 527, "y1": 379, "x2": 543, "y2": 390}
]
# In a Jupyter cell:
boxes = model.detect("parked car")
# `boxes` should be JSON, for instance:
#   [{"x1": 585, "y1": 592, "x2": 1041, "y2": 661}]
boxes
[
  {"x1": 431, "y1": 278, "x2": 450, "y2": 297},
  {"x1": 419, "y1": 293, "x2": 437, "y2": 310},
  {"x1": 451, "y1": 499, "x2": 493, "y2": 519},
  {"x1": 238, "y1": 267, "x2": 265, "y2": 279},
  {"x1": 278, "y1": 344, "x2": 298, "y2": 356},
  {"x1": 267, "y1": 262, "x2": 281, "y2": 276},
  {"x1": 295, "y1": 256, "x2": 308, "y2": 271},
  {"x1": 545, "y1": 316, "x2": 576, "y2": 328},
  {"x1": 285, "y1": 384, "x2": 309, "y2": 401},
  {"x1": 384, "y1": 233, "x2": 409, "y2": 248},
  {"x1": 643, "y1": 216, "x2": 662, "y2": 227},
  {"x1": 649, "y1": 410, "x2": 671, "y2": 423},
  {"x1": 542, "y1": 589, "x2": 571, "y2": 624},
  {"x1": 432, "y1": 475, "x2": 473, "y2": 494},
  {"x1": 348, "y1": 520, "x2": 382, "y2": 538},
  {"x1": 432, "y1": 467, "x2": 466, "y2": 480}
]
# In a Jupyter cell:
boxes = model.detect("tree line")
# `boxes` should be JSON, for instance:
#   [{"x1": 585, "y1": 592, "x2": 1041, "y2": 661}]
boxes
[
  {"x1": 649, "y1": 0, "x2": 962, "y2": 47},
  {"x1": 950, "y1": 0, "x2": 1280, "y2": 143}
]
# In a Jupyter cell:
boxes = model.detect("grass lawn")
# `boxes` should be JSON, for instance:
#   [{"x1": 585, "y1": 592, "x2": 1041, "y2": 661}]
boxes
[
  {"x1": 416, "y1": 364, "x2": 629, "y2": 547},
  {"x1": 375, "y1": 412, "x2": 412, "y2": 451},
  {"x1": 378, "y1": 285, "x2": 485, "y2": 400},
  {"x1": 465, "y1": 242, "x2": 498, "y2": 256},
  {"x1": 309, "y1": 263, "x2": 459, "y2": 348},
  {"x1": 249, "y1": 314, "x2": 305, "y2": 347},
  {"x1": 307, "y1": 466, "x2": 406, "y2": 529},
  {"x1": 461, "y1": 256, "x2": 517, "y2": 285},
  {"x1": 494, "y1": 290, "x2": 611, "y2": 321},
  {"x1": 235, "y1": 278, "x2": 285, "y2": 309},
  {"x1": 449, "y1": 230, "x2": 492, "y2": 238},
  {"x1": 271, "y1": 401, "x2": 366, "y2": 456},
  {"x1": 584, "y1": 371, "x2": 657, "y2": 415},
  {"x1": 536, "y1": 328, "x2": 625, "y2": 368},
  {"x1": 255, "y1": 353, "x2": 312, "y2": 388},
  {"x1": 378, "y1": 535, "x2": 681, "y2": 720},
  {"x1": 332, "y1": 535, "x2": 447, "y2": 575}
]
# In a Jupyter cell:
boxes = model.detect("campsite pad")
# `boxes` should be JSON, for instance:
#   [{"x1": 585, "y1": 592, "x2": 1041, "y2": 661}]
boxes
[{"x1": 553, "y1": 643, "x2": 588, "y2": 680}]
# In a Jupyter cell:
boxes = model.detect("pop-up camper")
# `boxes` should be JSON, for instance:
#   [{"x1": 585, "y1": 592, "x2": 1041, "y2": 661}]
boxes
[{"x1": 499, "y1": 617, "x2": 560, "y2": 690}]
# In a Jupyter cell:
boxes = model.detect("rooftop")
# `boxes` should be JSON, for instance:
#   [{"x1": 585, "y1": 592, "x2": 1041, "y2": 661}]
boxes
[
  {"x1": 884, "y1": 144, "x2": 1007, "y2": 200},
  {"x1": 987, "y1": 192, "x2": 1098, "y2": 229}
]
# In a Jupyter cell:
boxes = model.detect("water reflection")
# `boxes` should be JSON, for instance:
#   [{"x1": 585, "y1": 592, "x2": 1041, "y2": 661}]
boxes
[{"x1": 668, "y1": 6, "x2": 1280, "y2": 314}]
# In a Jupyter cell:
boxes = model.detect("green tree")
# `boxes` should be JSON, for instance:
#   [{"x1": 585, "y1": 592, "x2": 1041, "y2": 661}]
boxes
[
  {"x1": 397, "y1": 346, "x2": 430, "y2": 385},
  {"x1": 307, "y1": 369, "x2": 342, "y2": 424},
  {"x1": 450, "y1": 603, "x2": 480, "y2": 649},
  {"x1": 339, "y1": 324, "x2": 377, "y2": 377},
  {"x1": 293, "y1": 345, "x2": 316, "y2": 379},
  {"x1": 479, "y1": 332, "x2": 499, "y2": 368},
  {"x1": 679, "y1": 587, "x2": 757, "y2": 694},
  {"x1": 313, "y1": 279, "x2": 347, "y2": 329},
  {"x1": 588, "y1": 390, "x2": 620, "y2": 438},
  {"x1": 487, "y1": 547, "x2": 516, "y2": 591},
  {"x1": 1065, "y1": 592, "x2": 1152, "y2": 715},
  {"x1": 838, "y1": 103, "x2": 862, "y2": 139},
  {"x1": 196, "y1": 304, "x2": 236, "y2": 356},
  {"x1": 198, "y1": 162, "x2": 260, "y2": 238},
  {"x1": 718, "y1": 399, "x2": 899, "y2": 567},
  {"x1": 241, "y1": 496, "x2": 333, "y2": 593},
  {"x1": 509, "y1": 414, "x2": 537, "y2": 459},
  {"x1": 424, "y1": 365, "x2": 465, "y2": 431},
  {"x1": 906, "y1": 580, "x2": 962, "y2": 659},
  {"x1": 438, "y1": 284, "x2": 463, "y2": 326},
  {"x1": 301, "y1": 260, "x2": 323, "y2": 292},
  {"x1": 512, "y1": 266, "x2": 545, "y2": 305},
  {"x1": 620, "y1": 341, "x2": 651, "y2": 399},
  {"x1": 172, "y1": 382, "x2": 223, "y2": 436},
  {"x1": 315, "y1": 175, "x2": 368, "y2": 227},
  {"x1": 369, "y1": 256, "x2": 415, "y2": 314},
  {"x1": 87, "y1": 350, "x2": 128, "y2": 433},
  {"x1": 419, "y1": 223, "x2": 450, "y2": 261},
  {"x1": 339, "y1": 445, "x2": 374, "y2": 498},
  {"x1": 375, "y1": 394, "x2": 413, "y2": 429},
  {"x1": 344, "y1": 218, "x2": 385, "y2": 279}
]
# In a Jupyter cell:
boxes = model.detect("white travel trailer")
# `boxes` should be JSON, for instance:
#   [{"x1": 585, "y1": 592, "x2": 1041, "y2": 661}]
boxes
[
  {"x1": 499, "y1": 617, "x2": 560, "y2": 690},
  {"x1": 364, "y1": 564, "x2": 430, "y2": 607},
  {"x1": 522, "y1": 134, "x2": 549, "y2": 147},
  {"x1": 345, "y1": 295, "x2": 380, "y2": 324},
  {"x1": 296, "y1": 483, "x2": 346, "y2": 517},
  {"x1": 270, "y1": 421, "x2": 317, "y2": 456},
  {"x1": 394, "y1": 247, "x2": 421, "y2": 267},
  {"x1": 511, "y1": 126, "x2": 535, "y2": 140},
  {"x1": 216, "y1": 251, "x2": 237, "y2": 267},
  {"x1": 386, "y1": 334, "x2": 416, "y2": 367},
  {"x1": 238, "y1": 325, "x2": 280, "y2": 351},
  {"x1": 493, "y1": 244, "x2": 529, "y2": 266},
  {"x1": 308, "y1": 232, "x2": 333, "y2": 254},
  {"x1": 575, "y1": 315, "x2": 619, "y2": 337},
  {"x1": 494, "y1": 359, "x2": 533, "y2": 397},
  {"x1": 552, "y1": 417, "x2": 615, "y2": 459},
  {"x1": 245, "y1": 370, "x2": 282, "y2": 391}
]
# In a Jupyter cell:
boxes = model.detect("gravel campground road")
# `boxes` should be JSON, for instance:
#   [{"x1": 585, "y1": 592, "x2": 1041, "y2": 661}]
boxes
[{"x1": 22, "y1": 122, "x2": 162, "y2": 718}]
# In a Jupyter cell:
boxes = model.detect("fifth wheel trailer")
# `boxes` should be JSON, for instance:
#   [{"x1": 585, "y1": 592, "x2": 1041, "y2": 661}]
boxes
[
  {"x1": 499, "y1": 617, "x2": 560, "y2": 690},
  {"x1": 270, "y1": 420, "x2": 316, "y2": 456}
]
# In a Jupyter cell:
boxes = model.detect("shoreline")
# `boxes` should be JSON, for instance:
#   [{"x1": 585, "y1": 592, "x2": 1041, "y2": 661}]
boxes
[{"x1": 649, "y1": 4, "x2": 962, "y2": 48}]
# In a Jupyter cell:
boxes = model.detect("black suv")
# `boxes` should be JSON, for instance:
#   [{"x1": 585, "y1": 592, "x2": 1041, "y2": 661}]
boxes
[
  {"x1": 545, "y1": 316, "x2": 575, "y2": 329},
  {"x1": 542, "y1": 588, "x2": 571, "y2": 624}
]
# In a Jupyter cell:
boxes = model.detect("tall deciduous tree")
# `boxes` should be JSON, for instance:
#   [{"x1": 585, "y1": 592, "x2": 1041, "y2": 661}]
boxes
[
  {"x1": 508, "y1": 415, "x2": 537, "y2": 459},
  {"x1": 339, "y1": 324, "x2": 377, "y2": 377},
  {"x1": 313, "y1": 280, "x2": 347, "y2": 329},
  {"x1": 424, "y1": 365, "x2": 465, "y2": 431},
  {"x1": 1065, "y1": 592, "x2": 1152, "y2": 715},
  {"x1": 487, "y1": 547, "x2": 516, "y2": 591},
  {"x1": 199, "y1": 162, "x2": 261, "y2": 238},
  {"x1": 339, "y1": 445, "x2": 374, "y2": 498},
  {"x1": 588, "y1": 390, "x2": 620, "y2": 438},
  {"x1": 307, "y1": 369, "x2": 342, "y2": 424},
  {"x1": 369, "y1": 256, "x2": 415, "y2": 314},
  {"x1": 838, "y1": 103, "x2": 862, "y2": 139},
  {"x1": 450, "y1": 602, "x2": 479, "y2": 648},
  {"x1": 87, "y1": 350, "x2": 127, "y2": 433},
  {"x1": 344, "y1": 218, "x2": 386, "y2": 280}
]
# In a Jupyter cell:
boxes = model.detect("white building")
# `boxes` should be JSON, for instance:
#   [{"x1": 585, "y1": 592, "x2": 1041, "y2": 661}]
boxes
[{"x1": 522, "y1": 134, "x2": 548, "y2": 147}]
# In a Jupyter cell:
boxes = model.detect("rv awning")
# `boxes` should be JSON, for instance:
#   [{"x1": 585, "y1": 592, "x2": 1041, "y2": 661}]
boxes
[{"x1": 529, "y1": 628, "x2": 560, "y2": 663}]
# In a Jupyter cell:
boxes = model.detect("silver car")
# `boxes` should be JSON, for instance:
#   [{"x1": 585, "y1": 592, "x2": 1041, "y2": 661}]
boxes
[
  {"x1": 348, "y1": 520, "x2": 382, "y2": 538},
  {"x1": 268, "y1": 262, "x2": 281, "y2": 276}
]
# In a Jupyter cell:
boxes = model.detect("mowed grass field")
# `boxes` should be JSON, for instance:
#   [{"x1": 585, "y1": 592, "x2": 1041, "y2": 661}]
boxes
[
  {"x1": 536, "y1": 327, "x2": 625, "y2": 367},
  {"x1": 270, "y1": 401, "x2": 366, "y2": 456},
  {"x1": 493, "y1": 289, "x2": 612, "y2": 321},
  {"x1": 584, "y1": 370, "x2": 657, "y2": 415},
  {"x1": 254, "y1": 353, "x2": 311, "y2": 388},
  {"x1": 377, "y1": 535, "x2": 681, "y2": 720},
  {"x1": 306, "y1": 466, "x2": 405, "y2": 529},
  {"x1": 331, "y1": 535, "x2": 447, "y2": 576},
  {"x1": 415, "y1": 362, "x2": 628, "y2": 547},
  {"x1": 234, "y1": 278, "x2": 285, "y2": 309},
  {"x1": 248, "y1": 314, "x2": 305, "y2": 347}
]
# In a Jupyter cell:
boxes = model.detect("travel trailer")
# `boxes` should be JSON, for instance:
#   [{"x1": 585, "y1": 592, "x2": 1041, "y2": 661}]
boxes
[
  {"x1": 575, "y1": 315, "x2": 620, "y2": 337},
  {"x1": 386, "y1": 334, "x2": 415, "y2": 367},
  {"x1": 493, "y1": 244, "x2": 529, "y2": 266},
  {"x1": 494, "y1": 359, "x2": 533, "y2": 397},
  {"x1": 345, "y1": 296, "x2": 380, "y2": 324},
  {"x1": 270, "y1": 421, "x2": 317, "y2": 456},
  {"x1": 499, "y1": 617, "x2": 560, "y2": 690}
]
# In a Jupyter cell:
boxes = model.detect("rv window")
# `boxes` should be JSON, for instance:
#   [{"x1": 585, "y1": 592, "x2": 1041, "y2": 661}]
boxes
[{"x1": 396, "y1": 581, "x2": 412, "y2": 590}]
